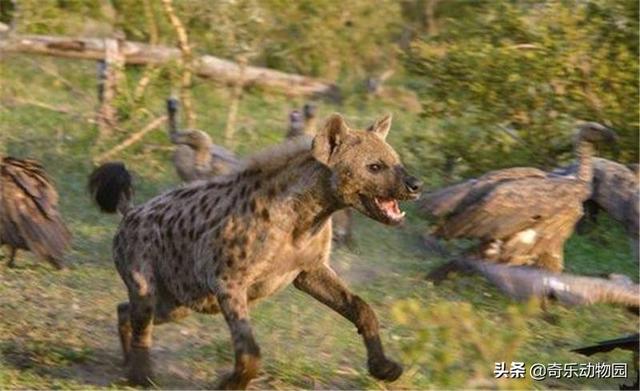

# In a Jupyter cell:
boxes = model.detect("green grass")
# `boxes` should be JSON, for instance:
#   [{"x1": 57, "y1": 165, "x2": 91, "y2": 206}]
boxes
[{"x1": 0, "y1": 55, "x2": 638, "y2": 389}]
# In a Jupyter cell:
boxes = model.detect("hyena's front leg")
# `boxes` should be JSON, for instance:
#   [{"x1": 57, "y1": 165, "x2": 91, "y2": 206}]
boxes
[
  {"x1": 216, "y1": 289, "x2": 261, "y2": 390},
  {"x1": 293, "y1": 266, "x2": 403, "y2": 381}
]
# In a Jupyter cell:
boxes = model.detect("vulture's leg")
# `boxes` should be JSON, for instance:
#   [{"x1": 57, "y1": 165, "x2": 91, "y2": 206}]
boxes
[
  {"x1": 6, "y1": 247, "x2": 17, "y2": 268},
  {"x1": 426, "y1": 260, "x2": 460, "y2": 283},
  {"x1": 576, "y1": 200, "x2": 599, "y2": 235},
  {"x1": 426, "y1": 258, "x2": 475, "y2": 283}
]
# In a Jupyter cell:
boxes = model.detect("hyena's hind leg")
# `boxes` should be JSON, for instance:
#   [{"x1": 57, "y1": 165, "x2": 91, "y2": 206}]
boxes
[
  {"x1": 117, "y1": 292, "x2": 190, "y2": 373},
  {"x1": 126, "y1": 292, "x2": 156, "y2": 386},
  {"x1": 117, "y1": 302, "x2": 133, "y2": 365},
  {"x1": 116, "y1": 264, "x2": 158, "y2": 386},
  {"x1": 215, "y1": 289, "x2": 261, "y2": 389}
]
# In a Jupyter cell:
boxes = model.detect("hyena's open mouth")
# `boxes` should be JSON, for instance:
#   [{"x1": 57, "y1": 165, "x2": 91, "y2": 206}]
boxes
[{"x1": 360, "y1": 195, "x2": 405, "y2": 225}]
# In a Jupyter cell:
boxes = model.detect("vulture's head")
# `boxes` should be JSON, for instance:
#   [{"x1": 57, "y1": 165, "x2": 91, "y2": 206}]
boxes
[
  {"x1": 576, "y1": 122, "x2": 619, "y2": 156},
  {"x1": 170, "y1": 129, "x2": 213, "y2": 150},
  {"x1": 576, "y1": 122, "x2": 618, "y2": 144}
]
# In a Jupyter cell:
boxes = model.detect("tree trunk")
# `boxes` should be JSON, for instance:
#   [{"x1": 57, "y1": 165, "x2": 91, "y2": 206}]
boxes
[
  {"x1": 424, "y1": 0, "x2": 440, "y2": 36},
  {"x1": 224, "y1": 58, "x2": 247, "y2": 145},
  {"x1": 0, "y1": 34, "x2": 337, "y2": 97},
  {"x1": 96, "y1": 38, "x2": 124, "y2": 141}
]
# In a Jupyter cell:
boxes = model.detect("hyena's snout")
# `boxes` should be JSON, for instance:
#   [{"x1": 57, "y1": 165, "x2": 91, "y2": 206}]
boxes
[
  {"x1": 395, "y1": 166, "x2": 423, "y2": 200},
  {"x1": 403, "y1": 175, "x2": 423, "y2": 196}
]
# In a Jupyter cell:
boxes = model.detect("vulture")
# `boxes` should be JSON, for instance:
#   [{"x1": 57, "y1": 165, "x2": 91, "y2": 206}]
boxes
[
  {"x1": 0, "y1": 157, "x2": 71, "y2": 269},
  {"x1": 286, "y1": 109, "x2": 305, "y2": 139},
  {"x1": 573, "y1": 334, "x2": 639, "y2": 390},
  {"x1": 167, "y1": 98, "x2": 242, "y2": 182},
  {"x1": 286, "y1": 103, "x2": 317, "y2": 139},
  {"x1": 554, "y1": 157, "x2": 638, "y2": 256},
  {"x1": 302, "y1": 103, "x2": 318, "y2": 136},
  {"x1": 420, "y1": 122, "x2": 617, "y2": 272}
]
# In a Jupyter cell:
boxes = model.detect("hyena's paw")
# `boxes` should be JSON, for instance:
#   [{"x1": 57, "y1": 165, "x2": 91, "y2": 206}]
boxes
[
  {"x1": 214, "y1": 371, "x2": 250, "y2": 390},
  {"x1": 214, "y1": 354, "x2": 260, "y2": 390},
  {"x1": 127, "y1": 347, "x2": 154, "y2": 387},
  {"x1": 368, "y1": 356, "x2": 403, "y2": 382}
]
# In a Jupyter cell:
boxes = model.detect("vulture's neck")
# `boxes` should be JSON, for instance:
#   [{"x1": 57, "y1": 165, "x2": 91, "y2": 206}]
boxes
[{"x1": 576, "y1": 141, "x2": 594, "y2": 183}]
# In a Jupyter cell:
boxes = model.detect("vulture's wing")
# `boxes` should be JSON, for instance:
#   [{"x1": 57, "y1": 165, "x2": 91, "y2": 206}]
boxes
[
  {"x1": 591, "y1": 158, "x2": 639, "y2": 235},
  {"x1": 572, "y1": 334, "x2": 639, "y2": 356},
  {"x1": 421, "y1": 167, "x2": 546, "y2": 218},
  {"x1": 1, "y1": 157, "x2": 71, "y2": 261},
  {"x1": 452, "y1": 259, "x2": 640, "y2": 308},
  {"x1": 437, "y1": 177, "x2": 581, "y2": 239}
]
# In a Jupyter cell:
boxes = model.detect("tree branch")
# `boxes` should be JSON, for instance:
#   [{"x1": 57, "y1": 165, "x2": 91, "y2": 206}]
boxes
[
  {"x1": 161, "y1": 0, "x2": 196, "y2": 127},
  {"x1": 94, "y1": 115, "x2": 167, "y2": 163},
  {"x1": 0, "y1": 34, "x2": 337, "y2": 97}
]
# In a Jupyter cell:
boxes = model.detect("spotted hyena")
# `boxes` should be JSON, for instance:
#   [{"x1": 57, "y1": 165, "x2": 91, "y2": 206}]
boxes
[{"x1": 89, "y1": 113, "x2": 423, "y2": 389}]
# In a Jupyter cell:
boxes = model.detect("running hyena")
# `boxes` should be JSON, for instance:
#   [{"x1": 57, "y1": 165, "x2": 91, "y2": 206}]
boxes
[{"x1": 89, "y1": 113, "x2": 423, "y2": 389}]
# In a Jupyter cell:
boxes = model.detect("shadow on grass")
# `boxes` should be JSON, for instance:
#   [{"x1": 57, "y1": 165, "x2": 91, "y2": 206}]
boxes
[
  {"x1": 0, "y1": 334, "x2": 223, "y2": 389},
  {"x1": 0, "y1": 336, "x2": 123, "y2": 387}
]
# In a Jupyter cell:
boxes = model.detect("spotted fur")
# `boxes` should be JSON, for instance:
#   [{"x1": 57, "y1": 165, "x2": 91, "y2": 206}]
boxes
[{"x1": 90, "y1": 113, "x2": 423, "y2": 388}]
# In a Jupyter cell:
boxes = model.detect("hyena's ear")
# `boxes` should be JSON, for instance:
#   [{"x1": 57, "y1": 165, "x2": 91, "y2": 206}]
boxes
[
  {"x1": 312, "y1": 113, "x2": 349, "y2": 165},
  {"x1": 366, "y1": 114, "x2": 392, "y2": 140}
]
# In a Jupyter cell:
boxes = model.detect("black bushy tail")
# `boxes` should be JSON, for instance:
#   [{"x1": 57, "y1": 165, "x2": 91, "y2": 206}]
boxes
[{"x1": 88, "y1": 162, "x2": 133, "y2": 215}]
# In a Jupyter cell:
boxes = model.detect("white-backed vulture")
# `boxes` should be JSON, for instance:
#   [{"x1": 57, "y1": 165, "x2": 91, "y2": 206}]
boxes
[
  {"x1": 0, "y1": 157, "x2": 71, "y2": 269},
  {"x1": 421, "y1": 123, "x2": 617, "y2": 272},
  {"x1": 167, "y1": 98, "x2": 242, "y2": 182}
]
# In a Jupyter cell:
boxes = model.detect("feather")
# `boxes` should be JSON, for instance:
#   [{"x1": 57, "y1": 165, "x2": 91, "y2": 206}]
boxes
[
  {"x1": 448, "y1": 258, "x2": 640, "y2": 308},
  {"x1": 0, "y1": 157, "x2": 71, "y2": 267},
  {"x1": 420, "y1": 123, "x2": 615, "y2": 271}
]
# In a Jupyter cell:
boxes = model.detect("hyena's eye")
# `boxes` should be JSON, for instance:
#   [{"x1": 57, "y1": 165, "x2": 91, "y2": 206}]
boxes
[{"x1": 367, "y1": 163, "x2": 385, "y2": 173}]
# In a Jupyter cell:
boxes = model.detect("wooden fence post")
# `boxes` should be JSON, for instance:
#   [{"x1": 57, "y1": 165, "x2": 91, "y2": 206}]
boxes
[
  {"x1": 224, "y1": 56, "x2": 247, "y2": 145},
  {"x1": 96, "y1": 37, "x2": 125, "y2": 141}
]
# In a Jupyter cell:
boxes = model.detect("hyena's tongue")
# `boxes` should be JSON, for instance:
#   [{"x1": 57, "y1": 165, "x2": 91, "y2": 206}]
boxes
[{"x1": 376, "y1": 197, "x2": 404, "y2": 220}]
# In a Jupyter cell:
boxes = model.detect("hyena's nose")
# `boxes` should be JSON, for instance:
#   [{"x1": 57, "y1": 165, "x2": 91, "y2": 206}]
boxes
[{"x1": 404, "y1": 176, "x2": 423, "y2": 194}]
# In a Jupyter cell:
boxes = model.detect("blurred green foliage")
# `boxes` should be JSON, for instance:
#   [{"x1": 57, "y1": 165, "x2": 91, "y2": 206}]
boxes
[
  {"x1": 9, "y1": 0, "x2": 637, "y2": 184},
  {"x1": 14, "y1": 0, "x2": 402, "y2": 81},
  {"x1": 406, "y1": 0, "x2": 639, "y2": 176},
  {"x1": 393, "y1": 298, "x2": 540, "y2": 388}
]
